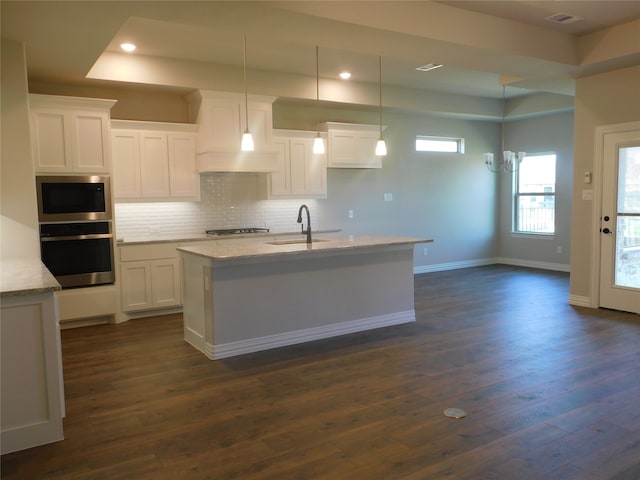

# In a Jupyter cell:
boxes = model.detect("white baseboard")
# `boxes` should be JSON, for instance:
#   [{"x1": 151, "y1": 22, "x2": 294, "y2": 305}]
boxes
[
  {"x1": 414, "y1": 258, "x2": 499, "y2": 274},
  {"x1": 414, "y1": 257, "x2": 570, "y2": 275},
  {"x1": 498, "y1": 257, "x2": 570, "y2": 272},
  {"x1": 207, "y1": 310, "x2": 416, "y2": 360},
  {"x1": 568, "y1": 294, "x2": 592, "y2": 308}
]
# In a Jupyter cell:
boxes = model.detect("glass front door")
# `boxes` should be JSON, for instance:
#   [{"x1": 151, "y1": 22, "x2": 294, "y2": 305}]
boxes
[{"x1": 599, "y1": 127, "x2": 640, "y2": 314}]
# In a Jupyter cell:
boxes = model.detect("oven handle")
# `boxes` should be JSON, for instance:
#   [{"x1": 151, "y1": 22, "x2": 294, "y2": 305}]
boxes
[{"x1": 40, "y1": 234, "x2": 113, "y2": 241}]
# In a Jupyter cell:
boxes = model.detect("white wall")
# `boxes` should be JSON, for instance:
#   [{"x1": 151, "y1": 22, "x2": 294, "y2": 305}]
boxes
[
  {"x1": 498, "y1": 112, "x2": 574, "y2": 270},
  {"x1": 570, "y1": 65, "x2": 640, "y2": 301},
  {"x1": 1, "y1": 38, "x2": 40, "y2": 261}
]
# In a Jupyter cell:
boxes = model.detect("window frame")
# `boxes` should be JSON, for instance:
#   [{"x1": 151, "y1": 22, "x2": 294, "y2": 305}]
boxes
[
  {"x1": 415, "y1": 135, "x2": 465, "y2": 154},
  {"x1": 513, "y1": 152, "x2": 557, "y2": 236}
]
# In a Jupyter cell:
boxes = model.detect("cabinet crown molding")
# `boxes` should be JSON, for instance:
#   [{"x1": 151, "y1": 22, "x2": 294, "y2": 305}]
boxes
[
  {"x1": 111, "y1": 119, "x2": 198, "y2": 133},
  {"x1": 322, "y1": 121, "x2": 386, "y2": 132},
  {"x1": 30, "y1": 93, "x2": 117, "y2": 111}
]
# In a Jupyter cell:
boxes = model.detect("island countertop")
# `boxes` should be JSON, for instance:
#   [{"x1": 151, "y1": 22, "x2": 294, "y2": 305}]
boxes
[
  {"x1": 1, "y1": 259, "x2": 61, "y2": 298},
  {"x1": 177, "y1": 234, "x2": 432, "y2": 263}
]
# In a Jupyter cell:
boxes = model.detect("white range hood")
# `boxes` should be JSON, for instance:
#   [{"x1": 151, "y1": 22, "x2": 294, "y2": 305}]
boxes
[{"x1": 185, "y1": 90, "x2": 279, "y2": 173}]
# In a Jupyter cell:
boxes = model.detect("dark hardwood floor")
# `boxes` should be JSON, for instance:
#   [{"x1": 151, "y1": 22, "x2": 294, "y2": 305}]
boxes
[{"x1": 3, "y1": 265, "x2": 640, "y2": 479}]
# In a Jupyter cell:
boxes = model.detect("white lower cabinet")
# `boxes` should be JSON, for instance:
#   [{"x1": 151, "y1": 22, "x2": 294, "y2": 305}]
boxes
[
  {"x1": 1, "y1": 292, "x2": 64, "y2": 454},
  {"x1": 269, "y1": 130, "x2": 327, "y2": 199},
  {"x1": 119, "y1": 243, "x2": 182, "y2": 313}
]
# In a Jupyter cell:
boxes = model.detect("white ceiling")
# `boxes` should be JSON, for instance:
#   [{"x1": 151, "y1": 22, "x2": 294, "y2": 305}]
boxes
[{"x1": 2, "y1": 1, "x2": 639, "y2": 103}]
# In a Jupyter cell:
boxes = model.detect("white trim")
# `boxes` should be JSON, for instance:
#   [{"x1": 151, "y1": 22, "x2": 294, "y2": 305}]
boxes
[
  {"x1": 568, "y1": 294, "x2": 592, "y2": 308},
  {"x1": 498, "y1": 257, "x2": 570, "y2": 272},
  {"x1": 413, "y1": 257, "x2": 570, "y2": 275},
  {"x1": 183, "y1": 325, "x2": 205, "y2": 354},
  {"x1": 590, "y1": 121, "x2": 640, "y2": 309},
  {"x1": 510, "y1": 233, "x2": 555, "y2": 240},
  {"x1": 413, "y1": 258, "x2": 498, "y2": 274},
  {"x1": 207, "y1": 310, "x2": 416, "y2": 360}
]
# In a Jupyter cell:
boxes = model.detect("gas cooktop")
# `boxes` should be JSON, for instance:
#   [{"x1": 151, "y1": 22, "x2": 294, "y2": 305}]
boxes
[{"x1": 205, "y1": 227, "x2": 270, "y2": 236}]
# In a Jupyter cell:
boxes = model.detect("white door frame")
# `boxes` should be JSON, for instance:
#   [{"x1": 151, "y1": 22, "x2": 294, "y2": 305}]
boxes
[{"x1": 590, "y1": 120, "x2": 640, "y2": 308}]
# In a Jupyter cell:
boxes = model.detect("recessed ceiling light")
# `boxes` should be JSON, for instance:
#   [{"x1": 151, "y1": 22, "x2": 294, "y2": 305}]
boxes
[
  {"x1": 416, "y1": 63, "x2": 443, "y2": 73},
  {"x1": 339, "y1": 71, "x2": 351, "y2": 80},
  {"x1": 120, "y1": 43, "x2": 137, "y2": 53}
]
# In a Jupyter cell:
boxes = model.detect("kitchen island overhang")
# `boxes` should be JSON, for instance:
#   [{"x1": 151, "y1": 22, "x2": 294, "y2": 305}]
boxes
[{"x1": 178, "y1": 235, "x2": 431, "y2": 360}]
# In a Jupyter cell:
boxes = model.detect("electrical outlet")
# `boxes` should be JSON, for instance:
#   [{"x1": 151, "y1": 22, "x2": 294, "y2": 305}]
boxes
[
  {"x1": 348, "y1": 209, "x2": 354, "y2": 219},
  {"x1": 423, "y1": 247, "x2": 429, "y2": 256},
  {"x1": 557, "y1": 246, "x2": 562, "y2": 254},
  {"x1": 384, "y1": 193, "x2": 393, "y2": 202}
]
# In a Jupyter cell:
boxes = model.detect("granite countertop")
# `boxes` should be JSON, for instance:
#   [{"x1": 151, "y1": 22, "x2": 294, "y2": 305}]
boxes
[
  {"x1": 1, "y1": 259, "x2": 61, "y2": 298},
  {"x1": 116, "y1": 229, "x2": 342, "y2": 245},
  {"x1": 177, "y1": 234, "x2": 432, "y2": 262},
  {"x1": 116, "y1": 234, "x2": 212, "y2": 245}
]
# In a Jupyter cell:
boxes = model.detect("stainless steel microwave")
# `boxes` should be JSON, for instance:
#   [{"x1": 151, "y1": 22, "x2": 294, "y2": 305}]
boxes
[{"x1": 36, "y1": 175, "x2": 112, "y2": 222}]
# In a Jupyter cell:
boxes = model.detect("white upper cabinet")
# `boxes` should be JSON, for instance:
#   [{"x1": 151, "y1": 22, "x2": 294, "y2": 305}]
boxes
[
  {"x1": 139, "y1": 132, "x2": 170, "y2": 198},
  {"x1": 111, "y1": 120, "x2": 199, "y2": 202},
  {"x1": 168, "y1": 133, "x2": 199, "y2": 198},
  {"x1": 30, "y1": 94, "x2": 116, "y2": 174},
  {"x1": 269, "y1": 130, "x2": 327, "y2": 199},
  {"x1": 184, "y1": 90, "x2": 279, "y2": 173},
  {"x1": 111, "y1": 129, "x2": 141, "y2": 198},
  {"x1": 324, "y1": 122, "x2": 384, "y2": 169}
]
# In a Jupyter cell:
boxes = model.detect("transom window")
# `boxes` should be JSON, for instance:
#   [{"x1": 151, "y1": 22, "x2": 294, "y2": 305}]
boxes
[
  {"x1": 514, "y1": 153, "x2": 556, "y2": 234},
  {"x1": 415, "y1": 136, "x2": 465, "y2": 153}
]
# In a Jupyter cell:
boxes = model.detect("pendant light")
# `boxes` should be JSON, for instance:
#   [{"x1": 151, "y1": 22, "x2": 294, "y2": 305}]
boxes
[
  {"x1": 501, "y1": 86, "x2": 528, "y2": 171},
  {"x1": 375, "y1": 55, "x2": 387, "y2": 156},
  {"x1": 241, "y1": 34, "x2": 254, "y2": 152},
  {"x1": 485, "y1": 84, "x2": 525, "y2": 173},
  {"x1": 313, "y1": 45, "x2": 325, "y2": 155}
]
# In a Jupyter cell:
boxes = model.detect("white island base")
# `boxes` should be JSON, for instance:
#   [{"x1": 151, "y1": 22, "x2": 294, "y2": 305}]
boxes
[{"x1": 179, "y1": 236, "x2": 426, "y2": 360}]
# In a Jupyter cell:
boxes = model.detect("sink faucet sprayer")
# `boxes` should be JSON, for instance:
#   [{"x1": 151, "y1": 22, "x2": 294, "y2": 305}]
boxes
[{"x1": 297, "y1": 204, "x2": 312, "y2": 244}]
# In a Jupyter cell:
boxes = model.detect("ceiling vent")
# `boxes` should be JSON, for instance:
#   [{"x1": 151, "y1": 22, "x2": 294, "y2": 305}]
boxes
[
  {"x1": 416, "y1": 63, "x2": 443, "y2": 73},
  {"x1": 545, "y1": 12, "x2": 583, "y2": 25}
]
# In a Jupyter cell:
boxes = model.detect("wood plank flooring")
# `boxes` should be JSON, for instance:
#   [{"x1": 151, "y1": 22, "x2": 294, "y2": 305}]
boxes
[{"x1": 3, "y1": 265, "x2": 640, "y2": 479}]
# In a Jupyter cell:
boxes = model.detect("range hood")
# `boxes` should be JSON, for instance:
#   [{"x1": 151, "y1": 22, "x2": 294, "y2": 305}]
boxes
[
  {"x1": 196, "y1": 149, "x2": 279, "y2": 173},
  {"x1": 185, "y1": 90, "x2": 279, "y2": 173}
]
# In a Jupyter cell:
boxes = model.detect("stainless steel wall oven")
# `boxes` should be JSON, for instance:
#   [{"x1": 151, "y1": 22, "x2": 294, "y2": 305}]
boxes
[
  {"x1": 40, "y1": 221, "x2": 115, "y2": 289},
  {"x1": 37, "y1": 175, "x2": 115, "y2": 289}
]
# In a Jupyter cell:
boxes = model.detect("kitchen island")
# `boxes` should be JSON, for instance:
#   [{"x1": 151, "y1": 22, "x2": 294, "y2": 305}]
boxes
[
  {"x1": 178, "y1": 234, "x2": 430, "y2": 359},
  {"x1": 1, "y1": 260, "x2": 64, "y2": 453}
]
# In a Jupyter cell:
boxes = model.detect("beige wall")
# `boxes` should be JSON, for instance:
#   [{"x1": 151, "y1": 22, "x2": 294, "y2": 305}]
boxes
[
  {"x1": 1, "y1": 38, "x2": 40, "y2": 261},
  {"x1": 29, "y1": 81, "x2": 191, "y2": 123},
  {"x1": 570, "y1": 64, "x2": 640, "y2": 300}
]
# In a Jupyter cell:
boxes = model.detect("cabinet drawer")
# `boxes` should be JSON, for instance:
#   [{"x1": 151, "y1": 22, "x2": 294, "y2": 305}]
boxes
[{"x1": 120, "y1": 243, "x2": 180, "y2": 262}]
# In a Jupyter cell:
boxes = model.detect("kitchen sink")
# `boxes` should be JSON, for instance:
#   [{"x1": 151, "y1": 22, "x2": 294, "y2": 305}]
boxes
[{"x1": 266, "y1": 238, "x2": 328, "y2": 246}]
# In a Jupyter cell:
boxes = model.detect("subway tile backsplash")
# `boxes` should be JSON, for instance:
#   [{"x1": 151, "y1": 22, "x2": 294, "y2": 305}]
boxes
[{"x1": 114, "y1": 174, "x2": 321, "y2": 240}]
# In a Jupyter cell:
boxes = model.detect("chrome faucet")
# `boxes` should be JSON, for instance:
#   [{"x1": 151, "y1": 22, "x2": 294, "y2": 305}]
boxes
[{"x1": 297, "y1": 204, "x2": 312, "y2": 244}]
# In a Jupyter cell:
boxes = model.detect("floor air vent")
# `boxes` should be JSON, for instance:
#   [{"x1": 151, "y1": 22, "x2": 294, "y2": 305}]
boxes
[{"x1": 545, "y1": 12, "x2": 582, "y2": 25}]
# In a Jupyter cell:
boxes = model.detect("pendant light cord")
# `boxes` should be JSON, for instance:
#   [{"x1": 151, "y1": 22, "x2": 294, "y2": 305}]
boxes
[
  {"x1": 316, "y1": 45, "x2": 320, "y2": 133},
  {"x1": 379, "y1": 55, "x2": 383, "y2": 137},
  {"x1": 501, "y1": 84, "x2": 506, "y2": 153},
  {"x1": 243, "y1": 34, "x2": 249, "y2": 132}
]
